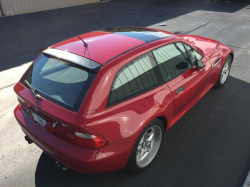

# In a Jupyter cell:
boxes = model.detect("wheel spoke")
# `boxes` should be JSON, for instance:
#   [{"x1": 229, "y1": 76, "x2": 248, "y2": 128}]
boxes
[
  {"x1": 137, "y1": 144, "x2": 142, "y2": 151},
  {"x1": 139, "y1": 148, "x2": 148, "y2": 161},
  {"x1": 139, "y1": 137, "x2": 144, "y2": 145},
  {"x1": 224, "y1": 62, "x2": 228, "y2": 70},
  {"x1": 136, "y1": 150, "x2": 141, "y2": 161},
  {"x1": 145, "y1": 143, "x2": 151, "y2": 152},
  {"x1": 137, "y1": 147, "x2": 146, "y2": 162},
  {"x1": 147, "y1": 130, "x2": 155, "y2": 142}
]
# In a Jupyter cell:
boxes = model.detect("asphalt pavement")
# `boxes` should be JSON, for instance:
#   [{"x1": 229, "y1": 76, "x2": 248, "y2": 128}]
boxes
[{"x1": 1, "y1": 0, "x2": 250, "y2": 186}]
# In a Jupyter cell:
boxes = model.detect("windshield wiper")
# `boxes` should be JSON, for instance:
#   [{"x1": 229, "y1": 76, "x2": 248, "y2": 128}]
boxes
[{"x1": 24, "y1": 80, "x2": 41, "y2": 100}]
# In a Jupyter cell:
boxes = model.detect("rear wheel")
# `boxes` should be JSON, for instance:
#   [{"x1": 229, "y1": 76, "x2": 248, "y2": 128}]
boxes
[
  {"x1": 214, "y1": 56, "x2": 232, "y2": 88},
  {"x1": 126, "y1": 119, "x2": 163, "y2": 173}
]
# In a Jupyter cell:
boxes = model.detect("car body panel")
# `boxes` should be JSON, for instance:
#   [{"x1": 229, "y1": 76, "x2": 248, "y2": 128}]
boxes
[
  {"x1": 14, "y1": 105, "x2": 134, "y2": 173},
  {"x1": 79, "y1": 37, "x2": 178, "y2": 115},
  {"x1": 168, "y1": 79, "x2": 215, "y2": 128},
  {"x1": 179, "y1": 34, "x2": 219, "y2": 55},
  {"x1": 14, "y1": 83, "x2": 76, "y2": 131},
  {"x1": 51, "y1": 31, "x2": 146, "y2": 65},
  {"x1": 166, "y1": 62, "x2": 212, "y2": 117},
  {"x1": 209, "y1": 43, "x2": 233, "y2": 84},
  {"x1": 72, "y1": 84, "x2": 174, "y2": 142},
  {"x1": 14, "y1": 27, "x2": 234, "y2": 173}
]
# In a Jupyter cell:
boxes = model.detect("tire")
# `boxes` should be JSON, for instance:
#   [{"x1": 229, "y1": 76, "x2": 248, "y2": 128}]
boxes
[
  {"x1": 214, "y1": 55, "x2": 232, "y2": 88},
  {"x1": 126, "y1": 118, "x2": 164, "y2": 173}
]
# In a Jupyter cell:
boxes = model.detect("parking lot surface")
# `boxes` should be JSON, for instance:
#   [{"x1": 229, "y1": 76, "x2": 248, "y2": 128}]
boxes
[{"x1": 1, "y1": 0, "x2": 250, "y2": 186}]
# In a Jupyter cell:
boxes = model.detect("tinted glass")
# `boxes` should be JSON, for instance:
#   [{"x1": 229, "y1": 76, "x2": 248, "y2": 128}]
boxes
[
  {"x1": 184, "y1": 44, "x2": 203, "y2": 65},
  {"x1": 108, "y1": 53, "x2": 158, "y2": 105},
  {"x1": 21, "y1": 54, "x2": 96, "y2": 112},
  {"x1": 153, "y1": 43, "x2": 191, "y2": 82}
]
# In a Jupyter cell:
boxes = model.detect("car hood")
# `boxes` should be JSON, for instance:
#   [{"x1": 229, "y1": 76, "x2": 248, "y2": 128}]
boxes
[{"x1": 179, "y1": 34, "x2": 219, "y2": 55}]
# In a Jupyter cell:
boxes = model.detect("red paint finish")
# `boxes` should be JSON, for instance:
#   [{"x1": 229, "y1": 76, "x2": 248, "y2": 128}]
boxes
[
  {"x1": 51, "y1": 31, "x2": 145, "y2": 64},
  {"x1": 14, "y1": 105, "x2": 134, "y2": 173},
  {"x1": 79, "y1": 37, "x2": 177, "y2": 114},
  {"x1": 179, "y1": 34, "x2": 219, "y2": 55},
  {"x1": 14, "y1": 27, "x2": 234, "y2": 173}
]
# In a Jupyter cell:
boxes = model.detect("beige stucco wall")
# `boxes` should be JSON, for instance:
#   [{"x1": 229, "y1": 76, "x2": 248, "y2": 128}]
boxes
[{"x1": 0, "y1": 0, "x2": 100, "y2": 16}]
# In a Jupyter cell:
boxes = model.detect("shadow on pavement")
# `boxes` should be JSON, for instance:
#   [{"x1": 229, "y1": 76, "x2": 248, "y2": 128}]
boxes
[
  {"x1": 0, "y1": 0, "x2": 249, "y2": 72},
  {"x1": 35, "y1": 75, "x2": 250, "y2": 187}
]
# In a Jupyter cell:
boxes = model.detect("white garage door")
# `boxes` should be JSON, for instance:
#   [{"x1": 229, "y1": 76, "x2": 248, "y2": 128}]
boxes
[{"x1": 0, "y1": 0, "x2": 100, "y2": 16}]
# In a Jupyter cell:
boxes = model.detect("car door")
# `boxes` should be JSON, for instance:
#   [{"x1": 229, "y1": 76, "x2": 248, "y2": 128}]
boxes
[{"x1": 152, "y1": 42, "x2": 212, "y2": 117}]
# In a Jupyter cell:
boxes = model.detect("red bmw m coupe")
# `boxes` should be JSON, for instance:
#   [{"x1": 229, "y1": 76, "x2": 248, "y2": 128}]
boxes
[{"x1": 14, "y1": 26, "x2": 233, "y2": 173}]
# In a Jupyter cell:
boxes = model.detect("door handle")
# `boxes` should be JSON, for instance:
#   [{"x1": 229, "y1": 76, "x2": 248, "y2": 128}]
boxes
[{"x1": 176, "y1": 86, "x2": 185, "y2": 94}]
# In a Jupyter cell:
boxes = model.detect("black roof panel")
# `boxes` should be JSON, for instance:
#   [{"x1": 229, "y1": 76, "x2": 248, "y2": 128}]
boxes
[{"x1": 99, "y1": 27, "x2": 171, "y2": 43}]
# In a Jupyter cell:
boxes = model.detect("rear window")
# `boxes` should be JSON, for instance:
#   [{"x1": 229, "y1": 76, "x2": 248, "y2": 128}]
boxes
[{"x1": 21, "y1": 54, "x2": 97, "y2": 112}]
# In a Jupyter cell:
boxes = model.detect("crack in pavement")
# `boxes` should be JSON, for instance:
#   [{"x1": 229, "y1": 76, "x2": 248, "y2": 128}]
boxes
[
  {"x1": 185, "y1": 14, "x2": 250, "y2": 23},
  {"x1": 226, "y1": 44, "x2": 248, "y2": 49},
  {"x1": 174, "y1": 22, "x2": 212, "y2": 34},
  {"x1": 0, "y1": 83, "x2": 17, "y2": 91},
  {"x1": 232, "y1": 65, "x2": 250, "y2": 70}
]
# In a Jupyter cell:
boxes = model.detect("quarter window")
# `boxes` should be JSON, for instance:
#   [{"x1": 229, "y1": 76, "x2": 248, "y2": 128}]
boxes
[
  {"x1": 108, "y1": 52, "x2": 158, "y2": 105},
  {"x1": 153, "y1": 43, "x2": 191, "y2": 82}
]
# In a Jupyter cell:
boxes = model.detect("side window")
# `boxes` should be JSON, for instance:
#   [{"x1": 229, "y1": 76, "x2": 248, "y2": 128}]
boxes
[
  {"x1": 184, "y1": 44, "x2": 203, "y2": 65},
  {"x1": 108, "y1": 53, "x2": 159, "y2": 106},
  {"x1": 152, "y1": 43, "x2": 191, "y2": 82}
]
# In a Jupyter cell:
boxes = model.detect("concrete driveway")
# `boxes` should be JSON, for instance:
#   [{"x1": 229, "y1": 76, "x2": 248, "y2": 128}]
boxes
[{"x1": 1, "y1": 0, "x2": 250, "y2": 186}]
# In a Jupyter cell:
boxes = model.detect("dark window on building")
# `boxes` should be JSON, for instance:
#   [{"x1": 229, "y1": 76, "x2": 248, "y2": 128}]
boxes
[
  {"x1": 152, "y1": 43, "x2": 191, "y2": 82},
  {"x1": 108, "y1": 52, "x2": 158, "y2": 106}
]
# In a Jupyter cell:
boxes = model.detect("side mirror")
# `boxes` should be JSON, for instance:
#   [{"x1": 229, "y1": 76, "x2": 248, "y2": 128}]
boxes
[
  {"x1": 196, "y1": 60, "x2": 204, "y2": 70},
  {"x1": 176, "y1": 62, "x2": 188, "y2": 70}
]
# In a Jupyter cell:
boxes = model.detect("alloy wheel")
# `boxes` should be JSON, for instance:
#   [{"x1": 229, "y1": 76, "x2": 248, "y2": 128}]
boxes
[
  {"x1": 220, "y1": 58, "x2": 231, "y2": 84},
  {"x1": 136, "y1": 125, "x2": 162, "y2": 168}
]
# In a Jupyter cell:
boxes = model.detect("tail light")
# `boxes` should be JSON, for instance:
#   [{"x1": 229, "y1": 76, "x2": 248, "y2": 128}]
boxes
[{"x1": 66, "y1": 132, "x2": 107, "y2": 149}]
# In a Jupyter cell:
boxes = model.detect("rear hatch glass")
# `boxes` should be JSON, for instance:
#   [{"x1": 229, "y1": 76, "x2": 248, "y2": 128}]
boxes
[{"x1": 21, "y1": 54, "x2": 96, "y2": 112}]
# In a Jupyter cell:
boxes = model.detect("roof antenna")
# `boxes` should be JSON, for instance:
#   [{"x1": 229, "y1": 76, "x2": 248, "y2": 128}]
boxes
[{"x1": 54, "y1": 14, "x2": 88, "y2": 48}]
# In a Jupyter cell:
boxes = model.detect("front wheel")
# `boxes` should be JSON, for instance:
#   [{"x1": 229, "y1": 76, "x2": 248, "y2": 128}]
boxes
[
  {"x1": 214, "y1": 55, "x2": 232, "y2": 88},
  {"x1": 126, "y1": 119, "x2": 163, "y2": 173}
]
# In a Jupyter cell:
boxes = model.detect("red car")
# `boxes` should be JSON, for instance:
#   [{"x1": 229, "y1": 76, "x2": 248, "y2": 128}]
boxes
[{"x1": 14, "y1": 26, "x2": 233, "y2": 173}]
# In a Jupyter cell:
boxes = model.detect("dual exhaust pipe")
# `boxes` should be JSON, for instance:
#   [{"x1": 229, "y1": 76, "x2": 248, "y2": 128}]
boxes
[
  {"x1": 55, "y1": 161, "x2": 68, "y2": 171},
  {"x1": 25, "y1": 135, "x2": 33, "y2": 144},
  {"x1": 24, "y1": 135, "x2": 68, "y2": 171}
]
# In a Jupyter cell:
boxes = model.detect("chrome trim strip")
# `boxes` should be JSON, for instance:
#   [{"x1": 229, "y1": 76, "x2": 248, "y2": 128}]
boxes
[
  {"x1": 213, "y1": 58, "x2": 221, "y2": 67},
  {"x1": 43, "y1": 48, "x2": 102, "y2": 70}
]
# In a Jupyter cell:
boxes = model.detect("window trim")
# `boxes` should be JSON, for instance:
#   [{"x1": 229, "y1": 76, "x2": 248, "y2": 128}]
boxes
[
  {"x1": 182, "y1": 42, "x2": 204, "y2": 65},
  {"x1": 106, "y1": 51, "x2": 162, "y2": 108},
  {"x1": 105, "y1": 41, "x2": 204, "y2": 108},
  {"x1": 152, "y1": 42, "x2": 194, "y2": 83},
  {"x1": 21, "y1": 54, "x2": 97, "y2": 113},
  {"x1": 182, "y1": 42, "x2": 204, "y2": 58}
]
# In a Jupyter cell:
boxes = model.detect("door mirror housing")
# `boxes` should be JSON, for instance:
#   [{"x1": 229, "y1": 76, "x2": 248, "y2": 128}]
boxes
[
  {"x1": 176, "y1": 61, "x2": 189, "y2": 70},
  {"x1": 196, "y1": 60, "x2": 204, "y2": 70}
]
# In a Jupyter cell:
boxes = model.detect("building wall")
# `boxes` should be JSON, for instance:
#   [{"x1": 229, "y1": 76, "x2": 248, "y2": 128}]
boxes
[
  {"x1": 0, "y1": 0, "x2": 100, "y2": 17},
  {"x1": 0, "y1": 1, "x2": 3, "y2": 17}
]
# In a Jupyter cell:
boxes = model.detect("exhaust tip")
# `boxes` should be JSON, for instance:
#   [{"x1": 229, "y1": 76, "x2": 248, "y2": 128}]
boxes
[
  {"x1": 25, "y1": 135, "x2": 33, "y2": 144},
  {"x1": 55, "y1": 161, "x2": 68, "y2": 171}
]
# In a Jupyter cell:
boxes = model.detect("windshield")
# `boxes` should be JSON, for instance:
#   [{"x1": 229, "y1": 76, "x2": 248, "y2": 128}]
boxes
[{"x1": 21, "y1": 54, "x2": 97, "y2": 112}]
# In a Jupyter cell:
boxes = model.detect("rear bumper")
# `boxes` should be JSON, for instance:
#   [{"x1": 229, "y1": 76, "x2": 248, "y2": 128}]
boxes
[{"x1": 14, "y1": 105, "x2": 134, "y2": 173}]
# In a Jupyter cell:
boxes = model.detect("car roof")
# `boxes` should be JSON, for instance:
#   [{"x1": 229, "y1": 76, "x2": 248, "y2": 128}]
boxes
[{"x1": 50, "y1": 27, "x2": 174, "y2": 65}]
